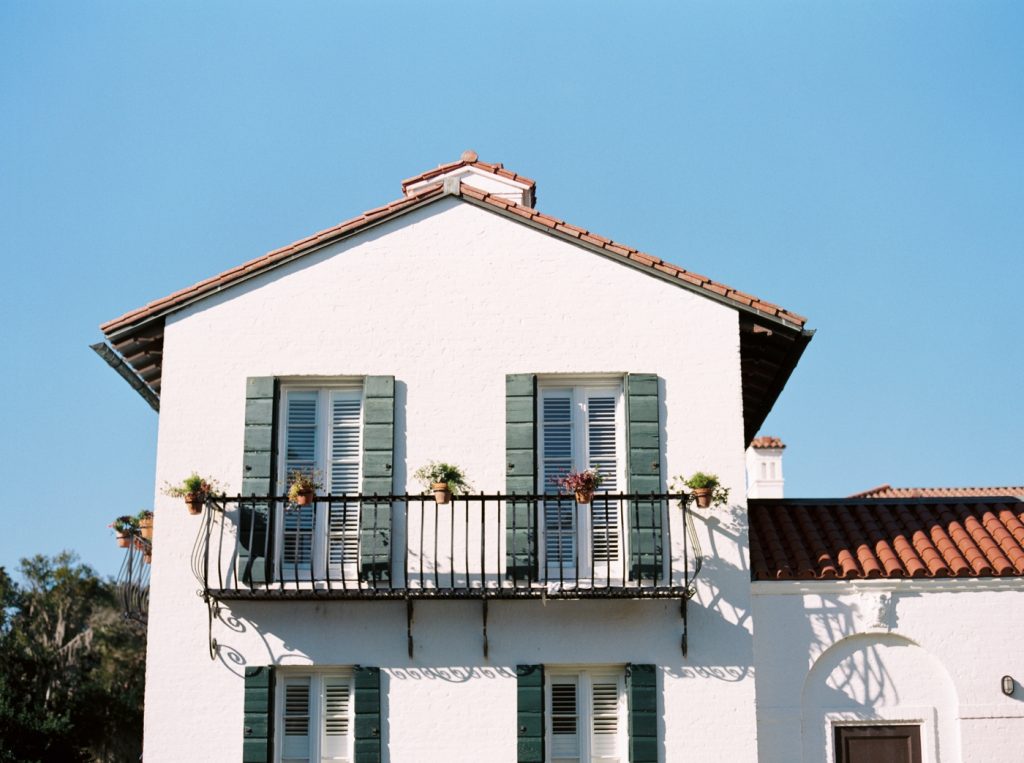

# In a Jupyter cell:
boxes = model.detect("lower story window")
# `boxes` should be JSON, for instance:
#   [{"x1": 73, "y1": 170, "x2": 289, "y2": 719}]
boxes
[
  {"x1": 277, "y1": 671, "x2": 353, "y2": 763},
  {"x1": 547, "y1": 668, "x2": 626, "y2": 763}
]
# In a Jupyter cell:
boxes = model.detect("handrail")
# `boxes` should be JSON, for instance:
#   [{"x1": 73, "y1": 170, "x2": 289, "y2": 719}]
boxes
[{"x1": 196, "y1": 492, "x2": 701, "y2": 601}]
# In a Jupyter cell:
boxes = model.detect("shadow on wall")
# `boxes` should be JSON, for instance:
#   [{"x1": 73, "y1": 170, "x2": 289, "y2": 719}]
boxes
[{"x1": 665, "y1": 503, "x2": 754, "y2": 682}]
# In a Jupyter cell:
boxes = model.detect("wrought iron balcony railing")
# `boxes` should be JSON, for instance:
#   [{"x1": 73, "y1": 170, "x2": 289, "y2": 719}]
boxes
[
  {"x1": 117, "y1": 530, "x2": 151, "y2": 625},
  {"x1": 192, "y1": 492, "x2": 701, "y2": 602}
]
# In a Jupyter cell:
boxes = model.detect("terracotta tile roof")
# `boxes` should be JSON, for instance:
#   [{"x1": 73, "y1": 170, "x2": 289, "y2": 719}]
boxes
[
  {"x1": 850, "y1": 484, "x2": 1024, "y2": 499},
  {"x1": 749, "y1": 498, "x2": 1024, "y2": 580},
  {"x1": 750, "y1": 436, "x2": 786, "y2": 449},
  {"x1": 101, "y1": 161, "x2": 808, "y2": 337},
  {"x1": 400, "y1": 149, "x2": 536, "y2": 193}
]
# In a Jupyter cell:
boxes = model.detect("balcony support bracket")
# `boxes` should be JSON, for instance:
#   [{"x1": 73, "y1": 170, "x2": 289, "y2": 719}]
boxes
[
  {"x1": 406, "y1": 598, "x2": 415, "y2": 659},
  {"x1": 481, "y1": 596, "x2": 489, "y2": 659},
  {"x1": 680, "y1": 595, "x2": 688, "y2": 657}
]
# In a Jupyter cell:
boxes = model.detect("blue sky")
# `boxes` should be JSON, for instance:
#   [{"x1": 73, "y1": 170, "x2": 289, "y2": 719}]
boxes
[{"x1": 1, "y1": 1, "x2": 1021, "y2": 578}]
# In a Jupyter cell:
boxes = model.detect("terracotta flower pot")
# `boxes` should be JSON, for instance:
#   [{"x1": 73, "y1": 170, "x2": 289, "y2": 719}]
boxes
[
  {"x1": 575, "y1": 488, "x2": 594, "y2": 505},
  {"x1": 116, "y1": 532, "x2": 130, "y2": 548},
  {"x1": 293, "y1": 490, "x2": 314, "y2": 506},
  {"x1": 432, "y1": 482, "x2": 452, "y2": 505},
  {"x1": 692, "y1": 487, "x2": 712, "y2": 509},
  {"x1": 185, "y1": 493, "x2": 205, "y2": 515},
  {"x1": 143, "y1": 551, "x2": 152, "y2": 564},
  {"x1": 139, "y1": 517, "x2": 154, "y2": 540}
]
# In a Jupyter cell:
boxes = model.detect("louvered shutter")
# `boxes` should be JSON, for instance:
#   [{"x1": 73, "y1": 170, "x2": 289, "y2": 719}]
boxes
[
  {"x1": 327, "y1": 391, "x2": 362, "y2": 579},
  {"x1": 241, "y1": 377, "x2": 277, "y2": 586},
  {"x1": 281, "y1": 676, "x2": 312, "y2": 763},
  {"x1": 282, "y1": 390, "x2": 318, "y2": 578},
  {"x1": 353, "y1": 666, "x2": 381, "y2": 763},
  {"x1": 541, "y1": 391, "x2": 576, "y2": 580},
  {"x1": 589, "y1": 674, "x2": 623, "y2": 763},
  {"x1": 626, "y1": 375, "x2": 662, "y2": 583},
  {"x1": 626, "y1": 664, "x2": 657, "y2": 763},
  {"x1": 243, "y1": 666, "x2": 274, "y2": 763},
  {"x1": 516, "y1": 664, "x2": 544, "y2": 763},
  {"x1": 360, "y1": 376, "x2": 394, "y2": 582},
  {"x1": 506, "y1": 374, "x2": 538, "y2": 583},
  {"x1": 321, "y1": 676, "x2": 353, "y2": 762},
  {"x1": 587, "y1": 393, "x2": 622, "y2": 582},
  {"x1": 550, "y1": 676, "x2": 580, "y2": 763}
]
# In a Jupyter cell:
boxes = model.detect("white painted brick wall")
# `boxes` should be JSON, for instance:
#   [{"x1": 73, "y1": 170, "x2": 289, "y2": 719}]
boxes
[{"x1": 143, "y1": 199, "x2": 755, "y2": 761}]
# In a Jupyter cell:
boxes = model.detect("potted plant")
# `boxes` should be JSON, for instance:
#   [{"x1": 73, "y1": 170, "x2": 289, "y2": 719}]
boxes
[
  {"x1": 109, "y1": 515, "x2": 138, "y2": 548},
  {"x1": 287, "y1": 469, "x2": 322, "y2": 506},
  {"x1": 554, "y1": 467, "x2": 604, "y2": 504},
  {"x1": 163, "y1": 473, "x2": 220, "y2": 515},
  {"x1": 137, "y1": 510, "x2": 154, "y2": 540},
  {"x1": 413, "y1": 461, "x2": 472, "y2": 505},
  {"x1": 678, "y1": 471, "x2": 730, "y2": 509}
]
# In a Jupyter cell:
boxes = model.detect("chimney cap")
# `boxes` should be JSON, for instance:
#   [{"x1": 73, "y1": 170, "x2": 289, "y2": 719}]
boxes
[{"x1": 750, "y1": 436, "x2": 785, "y2": 449}]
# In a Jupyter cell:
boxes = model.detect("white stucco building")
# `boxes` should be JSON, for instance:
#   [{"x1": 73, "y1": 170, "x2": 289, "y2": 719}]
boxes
[{"x1": 95, "y1": 153, "x2": 1023, "y2": 763}]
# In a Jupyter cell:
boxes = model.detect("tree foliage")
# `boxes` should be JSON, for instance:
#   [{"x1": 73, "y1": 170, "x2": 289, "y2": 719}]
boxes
[{"x1": 0, "y1": 552, "x2": 145, "y2": 762}]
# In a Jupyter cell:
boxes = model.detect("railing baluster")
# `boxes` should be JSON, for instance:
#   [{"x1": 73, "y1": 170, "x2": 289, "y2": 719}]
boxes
[
  {"x1": 417, "y1": 495, "x2": 424, "y2": 590},
  {"x1": 450, "y1": 494, "x2": 456, "y2": 591}
]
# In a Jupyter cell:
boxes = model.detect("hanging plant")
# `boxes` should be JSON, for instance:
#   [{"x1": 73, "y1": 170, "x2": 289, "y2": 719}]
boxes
[
  {"x1": 554, "y1": 467, "x2": 604, "y2": 505},
  {"x1": 287, "y1": 469, "x2": 323, "y2": 507},
  {"x1": 675, "y1": 471, "x2": 730, "y2": 509},
  {"x1": 109, "y1": 515, "x2": 139, "y2": 548},
  {"x1": 163, "y1": 473, "x2": 220, "y2": 515},
  {"x1": 136, "y1": 510, "x2": 154, "y2": 540},
  {"x1": 413, "y1": 461, "x2": 472, "y2": 505}
]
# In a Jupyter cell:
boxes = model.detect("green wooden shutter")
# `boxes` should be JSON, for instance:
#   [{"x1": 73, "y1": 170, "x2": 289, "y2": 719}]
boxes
[
  {"x1": 360, "y1": 376, "x2": 394, "y2": 582},
  {"x1": 506, "y1": 374, "x2": 537, "y2": 583},
  {"x1": 516, "y1": 664, "x2": 544, "y2": 763},
  {"x1": 627, "y1": 664, "x2": 657, "y2": 763},
  {"x1": 240, "y1": 377, "x2": 277, "y2": 585},
  {"x1": 353, "y1": 666, "x2": 382, "y2": 763},
  {"x1": 243, "y1": 665, "x2": 274, "y2": 763},
  {"x1": 626, "y1": 374, "x2": 662, "y2": 582}
]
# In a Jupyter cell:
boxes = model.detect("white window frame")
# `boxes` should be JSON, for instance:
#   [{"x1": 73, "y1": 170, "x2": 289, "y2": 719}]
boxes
[
  {"x1": 546, "y1": 666, "x2": 627, "y2": 763},
  {"x1": 537, "y1": 377, "x2": 627, "y2": 583},
  {"x1": 276, "y1": 381, "x2": 364, "y2": 582},
  {"x1": 275, "y1": 669, "x2": 354, "y2": 763}
]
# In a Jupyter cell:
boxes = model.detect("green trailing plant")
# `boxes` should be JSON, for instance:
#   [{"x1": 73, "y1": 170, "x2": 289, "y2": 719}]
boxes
[
  {"x1": 135, "y1": 509, "x2": 153, "y2": 522},
  {"x1": 162, "y1": 472, "x2": 220, "y2": 499},
  {"x1": 287, "y1": 469, "x2": 323, "y2": 502},
  {"x1": 109, "y1": 515, "x2": 138, "y2": 534},
  {"x1": 413, "y1": 461, "x2": 472, "y2": 496},
  {"x1": 673, "y1": 471, "x2": 730, "y2": 508}
]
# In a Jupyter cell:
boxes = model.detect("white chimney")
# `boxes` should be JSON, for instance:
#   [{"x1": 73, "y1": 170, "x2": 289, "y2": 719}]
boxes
[
  {"x1": 746, "y1": 436, "x2": 785, "y2": 499},
  {"x1": 401, "y1": 150, "x2": 536, "y2": 206}
]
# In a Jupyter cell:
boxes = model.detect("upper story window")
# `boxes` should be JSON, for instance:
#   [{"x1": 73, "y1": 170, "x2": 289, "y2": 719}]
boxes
[
  {"x1": 276, "y1": 670, "x2": 353, "y2": 763},
  {"x1": 278, "y1": 384, "x2": 363, "y2": 581},
  {"x1": 538, "y1": 380, "x2": 625, "y2": 583},
  {"x1": 547, "y1": 668, "x2": 626, "y2": 763}
]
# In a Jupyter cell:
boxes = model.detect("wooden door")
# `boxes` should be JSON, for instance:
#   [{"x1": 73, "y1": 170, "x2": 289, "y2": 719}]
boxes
[{"x1": 835, "y1": 725, "x2": 922, "y2": 763}]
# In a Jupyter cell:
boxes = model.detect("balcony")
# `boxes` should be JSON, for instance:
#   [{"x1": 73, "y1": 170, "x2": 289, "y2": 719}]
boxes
[
  {"x1": 116, "y1": 530, "x2": 151, "y2": 625},
  {"x1": 193, "y1": 492, "x2": 700, "y2": 602}
]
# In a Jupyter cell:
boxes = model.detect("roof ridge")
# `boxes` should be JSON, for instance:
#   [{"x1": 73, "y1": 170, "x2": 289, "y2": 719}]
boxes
[{"x1": 101, "y1": 172, "x2": 808, "y2": 335}]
